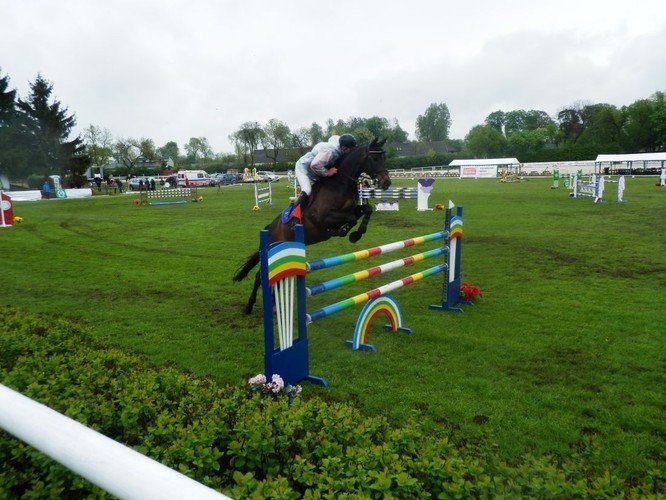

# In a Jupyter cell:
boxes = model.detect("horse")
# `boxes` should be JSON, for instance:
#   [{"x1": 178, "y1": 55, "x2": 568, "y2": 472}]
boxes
[{"x1": 233, "y1": 137, "x2": 391, "y2": 314}]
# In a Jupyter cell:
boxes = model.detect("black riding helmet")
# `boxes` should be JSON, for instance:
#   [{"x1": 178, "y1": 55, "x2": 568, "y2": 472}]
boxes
[{"x1": 339, "y1": 133, "x2": 357, "y2": 148}]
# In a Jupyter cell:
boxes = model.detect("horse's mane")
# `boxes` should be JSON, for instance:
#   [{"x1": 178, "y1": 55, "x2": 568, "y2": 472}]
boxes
[{"x1": 337, "y1": 144, "x2": 367, "y2": 174}]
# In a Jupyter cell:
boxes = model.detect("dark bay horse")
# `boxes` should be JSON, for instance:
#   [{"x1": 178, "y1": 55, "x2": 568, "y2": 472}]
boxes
[{"x1": 233, "y1": 138, "x2": 391, "y2": 314}]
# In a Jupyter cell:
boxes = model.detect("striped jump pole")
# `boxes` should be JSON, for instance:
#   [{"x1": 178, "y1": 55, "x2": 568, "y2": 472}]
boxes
[
  {"x1": 306, "y1": 203, "x2": 467, "y2": 350},
  {"x1": 307, "y1": 263, "x2": 446, "y2": 323},
  {"x1": 307, "y1": 230, "x2": 447, "y2": 272},
  {"x1": 306, "y1": 246, "x2": 448, "y2": 297}
]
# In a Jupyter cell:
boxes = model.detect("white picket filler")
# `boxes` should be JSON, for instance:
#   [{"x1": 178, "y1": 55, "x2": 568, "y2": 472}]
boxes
[
  {"x1": 359, "y1": 178, "x2": 435, "y2": 211},
  {"x1": 0, "y1": 384, "x2": 229, "y2": 499},
  {"x1": 569, "y1": 174, "x2": 625, "y2": 203},
  {"x1": 570, "y1": 174, "x2": 603, "y2": 203}
]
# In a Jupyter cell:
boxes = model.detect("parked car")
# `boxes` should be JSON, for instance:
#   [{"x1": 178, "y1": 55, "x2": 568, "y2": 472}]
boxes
[
  {"x1": 220, "y1": 173, "x2": 240, "y2": 185},
  {"x1": 207, "y1": 173, "x2": 222, "y2": 186},
  {"x1": 255, "y1": 171, "x2": 280, "y2": 182},
  {"x1": 128, "y1": 177, "x2": 153, "y2": 191}
]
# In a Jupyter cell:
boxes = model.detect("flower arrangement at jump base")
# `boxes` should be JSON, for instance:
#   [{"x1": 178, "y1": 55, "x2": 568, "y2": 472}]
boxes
[
  {"x1": 248, "y1": 374, "x2": 302, "y2": 404},
  {"x1": 460, "y1": 281, "x2": 484, "y2": 301}
]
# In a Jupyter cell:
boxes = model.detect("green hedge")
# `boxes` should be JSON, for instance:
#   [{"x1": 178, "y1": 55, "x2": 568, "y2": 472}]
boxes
[{"x1": 0, "y1": 308, "x2": 662, "y2": 498}]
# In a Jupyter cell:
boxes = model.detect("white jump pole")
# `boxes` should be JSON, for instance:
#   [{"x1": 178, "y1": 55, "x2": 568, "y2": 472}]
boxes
[{"x1": 0, "y1": 384, "x2": 230, "y2": 499}]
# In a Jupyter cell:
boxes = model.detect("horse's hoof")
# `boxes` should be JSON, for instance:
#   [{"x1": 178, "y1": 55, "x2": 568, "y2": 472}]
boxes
[
  {"x1": 349, "y1": 232, "x2": 361, "y2": 243},
  {"x1": 243, "y1": 306, "x2": 254, "y2": 315}
]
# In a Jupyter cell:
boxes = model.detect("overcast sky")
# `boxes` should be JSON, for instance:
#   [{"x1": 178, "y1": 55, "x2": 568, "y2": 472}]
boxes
[{"x1": 2, "y1": 0, "x2": 664, "y2": 153}]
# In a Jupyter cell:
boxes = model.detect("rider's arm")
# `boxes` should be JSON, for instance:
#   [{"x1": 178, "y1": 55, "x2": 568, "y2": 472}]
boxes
[{"x1": 309, "y1": 149, "x2": 335, "y2": 176}]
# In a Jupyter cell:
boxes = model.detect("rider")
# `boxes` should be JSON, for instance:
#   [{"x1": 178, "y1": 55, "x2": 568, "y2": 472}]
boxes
[{"x1": 292, "y1": 133, "x2": 357, "y2": 215}]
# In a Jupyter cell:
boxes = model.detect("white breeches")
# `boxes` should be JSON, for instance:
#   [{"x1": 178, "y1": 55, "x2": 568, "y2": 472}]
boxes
[{"x1": 294, "y1": 163, "x2": 317, "y2": 195}]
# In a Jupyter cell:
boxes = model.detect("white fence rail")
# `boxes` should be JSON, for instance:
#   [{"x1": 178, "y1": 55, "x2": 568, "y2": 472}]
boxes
[{"x1": 0, "y1": 383, "x2": 230, "y2": 499}]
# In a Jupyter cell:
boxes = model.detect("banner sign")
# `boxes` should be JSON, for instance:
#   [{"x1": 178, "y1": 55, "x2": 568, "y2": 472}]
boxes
[{"x1": 459, "y1": 165, "x2": 498, "y2": 178}]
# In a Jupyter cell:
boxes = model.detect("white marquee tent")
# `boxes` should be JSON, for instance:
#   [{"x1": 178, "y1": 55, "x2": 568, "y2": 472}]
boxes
[{"x1": 595, "y1": 153, "x2": 666, "y2": 174}]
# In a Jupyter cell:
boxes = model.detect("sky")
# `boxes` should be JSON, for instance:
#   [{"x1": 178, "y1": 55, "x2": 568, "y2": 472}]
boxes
[{"x1": 1, "y1": 0, "x2": 665, "y2": 154}]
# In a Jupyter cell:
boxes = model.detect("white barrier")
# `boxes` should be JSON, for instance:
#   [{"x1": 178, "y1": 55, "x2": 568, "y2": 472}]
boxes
[
  {"x1": 6, "y1": 189, "x2": 93, "y2": 202},
  {"x1": 569, "y1": 174, "x2": 625, "y2": 203},
  {"x1": 0, "y1": 384, "x2": 229, "y2": 499}
]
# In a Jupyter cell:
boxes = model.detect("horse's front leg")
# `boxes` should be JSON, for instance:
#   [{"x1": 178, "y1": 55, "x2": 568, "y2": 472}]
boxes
[
  {"x1": 318, "y1": 210, "x2": 359, "y2": 238},
  {"x1": 348, "y1": 204, "x2": 373, "y2": 243}
]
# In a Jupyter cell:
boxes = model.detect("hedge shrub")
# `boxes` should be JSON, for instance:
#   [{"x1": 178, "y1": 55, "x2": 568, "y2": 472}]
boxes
[{"x1": 0, "y1": 308, "x2": 662, "y2": 498}]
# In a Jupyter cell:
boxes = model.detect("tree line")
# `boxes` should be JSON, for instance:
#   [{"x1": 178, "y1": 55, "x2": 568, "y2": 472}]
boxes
[{"x1": 1, "y1": 68, "x2": 663, "y2": 185}]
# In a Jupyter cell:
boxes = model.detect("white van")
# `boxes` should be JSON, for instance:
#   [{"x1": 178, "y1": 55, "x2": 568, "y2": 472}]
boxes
[{"x1": 176, "y1": 170, "x2": 210, "y2": 187}]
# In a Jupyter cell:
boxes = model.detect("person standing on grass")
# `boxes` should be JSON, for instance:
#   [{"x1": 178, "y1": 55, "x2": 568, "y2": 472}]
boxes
[{"x1": 42, "y1": 180, "x2": 51, "y2": 199}]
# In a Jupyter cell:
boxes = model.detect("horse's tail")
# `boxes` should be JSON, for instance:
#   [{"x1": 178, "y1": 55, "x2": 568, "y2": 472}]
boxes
[{"x1": 232, "y1": 251, "x2": 260, "y2": 282}]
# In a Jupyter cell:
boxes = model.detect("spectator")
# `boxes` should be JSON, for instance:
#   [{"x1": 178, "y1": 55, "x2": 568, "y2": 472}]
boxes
[
  {"x1": 116, "y1": 178, "x2": 123, "y2": 193},
  {"x1": 42, "y1": 180, "x2": 52, "y2": 199}
]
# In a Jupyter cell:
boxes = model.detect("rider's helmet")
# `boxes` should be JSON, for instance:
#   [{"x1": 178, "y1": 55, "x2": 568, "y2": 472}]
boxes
[{"x1": 339, "y1": 134, "x2": 357, "y2": 149}]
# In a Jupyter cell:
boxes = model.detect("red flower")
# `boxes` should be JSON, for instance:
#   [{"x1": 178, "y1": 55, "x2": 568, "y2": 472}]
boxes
[{"x1": 460, "y1": 281, "x2": 483, "y2": 301}]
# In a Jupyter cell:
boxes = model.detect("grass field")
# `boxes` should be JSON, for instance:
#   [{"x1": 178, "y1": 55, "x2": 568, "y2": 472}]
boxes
[{"x1": 1, "y1": 176, "x2": 664, "y2": 478}]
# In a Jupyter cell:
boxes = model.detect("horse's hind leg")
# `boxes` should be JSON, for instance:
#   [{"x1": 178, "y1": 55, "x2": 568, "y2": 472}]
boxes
[
  {"x1": 244, "y1": 271, "x2": 261, "y2": 314},
  {"x1": 349, "y1": 204, "x2": 373, "y2": 243}
]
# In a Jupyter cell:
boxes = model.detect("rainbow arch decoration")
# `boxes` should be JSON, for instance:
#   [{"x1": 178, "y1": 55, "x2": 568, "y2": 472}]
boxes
[{"x1": 345, "y1": 295, "x2": 412, "y2": 351}]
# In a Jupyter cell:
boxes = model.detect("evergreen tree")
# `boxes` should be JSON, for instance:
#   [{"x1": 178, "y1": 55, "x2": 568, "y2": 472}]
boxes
[
  {"x1": 0, "y1": 69, "x2": 26, "y2": 178},
  {"x1": 16, "y1": 74, "x2": 89, "y2": 182}
]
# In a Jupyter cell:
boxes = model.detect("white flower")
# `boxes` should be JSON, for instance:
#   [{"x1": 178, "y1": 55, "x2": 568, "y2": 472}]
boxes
[
  {"x1": 271, "y1": 374, "x2": 284, "y2": 392},
  {"x1": 248, "y1": 374, "x2": 266, "y2": 386}
]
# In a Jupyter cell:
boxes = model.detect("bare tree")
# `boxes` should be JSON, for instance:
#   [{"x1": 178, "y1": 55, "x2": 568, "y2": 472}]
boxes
[{"x1": 261, "y1": 119, "x2": 291, "y2": 168}]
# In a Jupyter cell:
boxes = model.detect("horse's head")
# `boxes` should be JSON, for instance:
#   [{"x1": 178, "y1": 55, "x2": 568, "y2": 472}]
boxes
[
  {"x1": 362, "y1": 137, "x2": 391, "y2": 190},
  {"x1": 337, "y1": 137, "x2": 391, "y2": 190}
]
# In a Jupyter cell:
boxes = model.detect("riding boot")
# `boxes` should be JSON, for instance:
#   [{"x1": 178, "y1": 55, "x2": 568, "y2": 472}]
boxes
[{"x1": 292, "y1": 191, "x2": 309, "y2": 210}]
